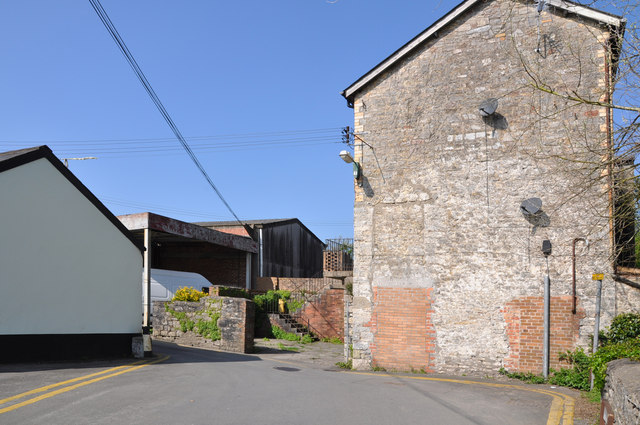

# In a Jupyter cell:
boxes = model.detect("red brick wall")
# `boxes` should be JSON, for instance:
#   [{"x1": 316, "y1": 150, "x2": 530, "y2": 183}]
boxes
[
  {"x1": 502, "y1": 295, "x2": 584, "y2": 373},
  {"x1": 153, "y1": 242, "x2": 246, "y2": 288},
  {"x1": 207, "y1": 226, "x2": 250, "y2": 237},
  {"x1": 298, "y1": 288, "x2": 344, "y2": 341},
  {"x1": 368, "y1": 287, "x2": 435, "y2": 371}
]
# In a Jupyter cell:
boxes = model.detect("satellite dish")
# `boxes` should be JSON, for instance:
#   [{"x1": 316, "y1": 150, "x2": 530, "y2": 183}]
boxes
[
  {"x1": 521, "y1": 198, "x2": 542, "y2": 216},
  {"x1": 479, "y1": 98, "x2": 498, "y2": 116}
]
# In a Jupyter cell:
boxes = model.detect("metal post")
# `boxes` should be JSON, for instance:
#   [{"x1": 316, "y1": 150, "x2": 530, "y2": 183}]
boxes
[
  {"x1": 245, "y1": 252, "x2": 252, "y2": 290},
  {"x1": 543, "y1": 274, "x2": 550, "y2": 379},
  {"x1": 344, "y1": 296, "x2": 350, "y2": 361},
  {"x1": 590, "y1": 275, "x2": 603, "y2": 390},
  {"x1": 258, "y1": 228, "x2": 264, "y2": 277}
]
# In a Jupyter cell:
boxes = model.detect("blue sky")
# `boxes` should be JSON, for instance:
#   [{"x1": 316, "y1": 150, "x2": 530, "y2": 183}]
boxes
[{"x1": 0, "y1": 0, "x2": 461, "y2": 241}]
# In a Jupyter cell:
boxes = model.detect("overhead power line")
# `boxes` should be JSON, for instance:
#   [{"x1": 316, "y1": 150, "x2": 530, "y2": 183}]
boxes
[
  {"x1": 89, "y1": 0, "x2": 244, "y2": 226},
  {"x1": 0, "y1": 127, "x2": 342, "y2": 145}
]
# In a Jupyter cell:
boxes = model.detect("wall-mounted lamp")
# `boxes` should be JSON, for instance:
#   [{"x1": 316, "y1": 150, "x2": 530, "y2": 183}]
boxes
[
  {"x1": 542, "y1": 239, "x2": 552, "y2": 257},
  {"x1": 339, "y1": 150, "x2": 362, "y2": 185},
  {"x1": 339, "y1": 150, "x2": 354, "y2": 163}
]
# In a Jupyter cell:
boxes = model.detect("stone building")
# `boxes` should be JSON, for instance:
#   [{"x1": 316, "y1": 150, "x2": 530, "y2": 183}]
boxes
[{"x1": 341, "y1": 0, "x2": 630, "y2": 373}]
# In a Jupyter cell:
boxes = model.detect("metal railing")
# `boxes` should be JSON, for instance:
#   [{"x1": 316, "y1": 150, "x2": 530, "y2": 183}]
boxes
[{"x1": 324, "y1": 238, "x2": 353, "y2": 272}]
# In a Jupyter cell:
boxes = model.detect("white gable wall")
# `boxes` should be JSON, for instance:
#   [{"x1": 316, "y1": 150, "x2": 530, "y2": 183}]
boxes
[{"x1": 0, "y1": 158, "x2": 142, "y2": 335}]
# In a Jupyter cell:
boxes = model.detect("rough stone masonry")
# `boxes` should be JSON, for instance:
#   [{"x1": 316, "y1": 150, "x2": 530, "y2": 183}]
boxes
[{"x1": 343, "y1": 0, "x2": 631, "y2": 374}]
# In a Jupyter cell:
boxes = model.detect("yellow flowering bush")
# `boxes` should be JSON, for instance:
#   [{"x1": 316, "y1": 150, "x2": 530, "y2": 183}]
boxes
[{"x1": 172, "y1": 286, "x2": 207, "y2": 302}]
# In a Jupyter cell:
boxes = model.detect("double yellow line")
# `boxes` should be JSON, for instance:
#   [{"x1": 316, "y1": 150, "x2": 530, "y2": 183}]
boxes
[
  {"x1": 348, "y1": 372, "x2": 575, "y2": 425},
  {"x1": 0, "y1": 355, "x2": 169, "y2": 415}
]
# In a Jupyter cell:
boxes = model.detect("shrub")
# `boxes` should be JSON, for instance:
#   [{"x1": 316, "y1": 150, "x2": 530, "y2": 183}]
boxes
[
  {"x1": 601, "y1": 313, "x2": 640, "y2": 346},
  {"x1": 195, "y1": 313, "x2": 221, "y2": 341},
  {"x1": 591, "y1": 338, "x2": 640, "y2": 391},
  {"x1": 253, "y1": 290, "x2": 285, "y2": 311},
  {"x1": 172, "y1": 287, "x2": 207, "y2": 302},
  {"x1": 218, "y1": 287, "x2": 252, "y2": 300},
  {"x1": 166, "y1": 304, "x2": 221, "y2": 341},
  {"x1": 499, "y1": 368, "x2": 546, "y2": 384},
  {"x1": 271, "y1": 325, "x2": 313, "y2": 344},
  {"x1": 548, "y1": 348, "x2": 591, "y2": 391},
  {"x1": 336, "y1": 360, "x2": 352, "y2": 369},
  {"x1": 271, "y1": 325, "x2": 301, "y2": 342}
]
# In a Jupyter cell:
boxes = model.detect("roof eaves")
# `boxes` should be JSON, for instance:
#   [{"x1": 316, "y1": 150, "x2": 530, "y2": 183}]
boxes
[
  {"x1": 341, "y1": 0, "x2": 479, "y2": 104},
  {"x1": 0, "y1": 145, "x2": 144, "y2": 253},
  {"x1": 341, "y1": 0, "x2": 624, "y2": 104},
  {"x1": 0, "y1": 145, "x2": 51, "y2": 173}
]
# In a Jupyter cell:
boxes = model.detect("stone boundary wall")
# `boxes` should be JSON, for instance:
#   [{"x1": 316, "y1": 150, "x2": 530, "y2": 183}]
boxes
[
  {"x1": 152, "y1": 296, "x2": 254, "y2": 353},
  {"x1": 255, "y1": 277, "x2": 327, "y2": 292},
  {"x1": 602, "y1": 359, "x2": 640, "y2": 424}
]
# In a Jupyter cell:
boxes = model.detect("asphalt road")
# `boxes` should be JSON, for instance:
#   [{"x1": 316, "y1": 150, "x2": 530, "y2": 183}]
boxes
[{"x1": 0, "y1": 341, "x2": 574, "y2": 425}]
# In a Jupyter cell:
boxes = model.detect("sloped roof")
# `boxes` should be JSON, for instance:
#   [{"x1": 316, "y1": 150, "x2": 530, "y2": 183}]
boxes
[
  {"x1": 195, "y1": 218, "x2": 325, "y2": 246},
  {"x1": 0, "y1": 145, "x2": 142, "y2": 251},
  {"x1": 195, "y1": 218, "x2": 299, "y2": 227},
  {"x1": 119, "y1": 212, "x2": 258, "y2": 253},
  {"x1": 341, "y1": 0, "x2": 624, "y2": 104}
]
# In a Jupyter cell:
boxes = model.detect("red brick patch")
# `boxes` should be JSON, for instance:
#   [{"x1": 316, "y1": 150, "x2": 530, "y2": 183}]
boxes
[
  {"x1": 299, "y1": 288, "x2": 345, "y2": 341},
  {"x1": 368, "y1": 287, "x2": 435, "y2": 371},
  {"x1": 502, "y1": 296, "x2": 584, "y2": 373}
]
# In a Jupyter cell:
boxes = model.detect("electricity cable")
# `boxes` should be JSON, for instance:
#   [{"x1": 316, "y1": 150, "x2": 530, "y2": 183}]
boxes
[{"x1": 89, "y1": 0, "x2": 244, "y2": 226}]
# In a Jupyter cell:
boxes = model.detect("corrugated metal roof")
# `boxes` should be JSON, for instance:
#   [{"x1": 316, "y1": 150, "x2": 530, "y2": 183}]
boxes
[
  {"x1": 195, "y1": 218, "x2": 325, "y2": 246},
  {"x1": 194, "y1": 218, "x2": 298, "y2": 227}
]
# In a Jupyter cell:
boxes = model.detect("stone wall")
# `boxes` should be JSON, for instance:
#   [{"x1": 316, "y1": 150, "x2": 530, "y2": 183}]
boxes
[
  {"x1": 348, "y1": 0, "x2": 620, "y2": 373},
  {"x1": 602, "y1": 359, "x2": 640, "y2": 424},
  {"x1": 255, "y1": 276, "x2": 345, "y2": 293},
  {"x1": 152, "y1": 296, "x2": 254, "y2": 353}
]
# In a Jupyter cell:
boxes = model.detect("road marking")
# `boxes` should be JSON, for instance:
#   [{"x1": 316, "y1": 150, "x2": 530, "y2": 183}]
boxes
[
  {"x1": 348, "y1": 372, "x2": 575, "y2": 425},
  {"x1": 0, "y1": 355, "x2": 169, "y2": 415},
  {"x1": 0, "y1": 359, "x2": 148, "y2": 406}
]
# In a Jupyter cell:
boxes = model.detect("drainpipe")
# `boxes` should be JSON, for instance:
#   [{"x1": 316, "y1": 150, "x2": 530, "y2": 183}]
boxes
[
  {"x1": 572, "y1": 238, "x2": 587, "y2": 314},
  {"x1": 605, "y1": 39, "x2": 615, "y2": 275},
  {"x1": 258, "y1": 228, "x2": 264, "y2": 277}
]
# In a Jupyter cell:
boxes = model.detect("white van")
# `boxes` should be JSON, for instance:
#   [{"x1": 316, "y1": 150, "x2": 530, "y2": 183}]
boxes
[{"x1": 144, "y1": 268, "x2": 213, "y2": 308}]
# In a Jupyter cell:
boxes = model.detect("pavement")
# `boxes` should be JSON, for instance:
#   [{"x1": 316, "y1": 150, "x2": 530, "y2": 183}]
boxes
[
  {"x1": 0, "y1": 338, "x2": 595, "y2": 425},
  {"x1": 252, "y1": 338, "x2": 345, "y2": 370}
]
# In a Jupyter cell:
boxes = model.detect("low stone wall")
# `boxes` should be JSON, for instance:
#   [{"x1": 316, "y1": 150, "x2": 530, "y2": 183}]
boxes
[
  {"x1": 602, "y1": 359, "x2": 640, "y2": 424},
  {"x1": 152, "y1": 296, "x2": 254, "y2": 353}
]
